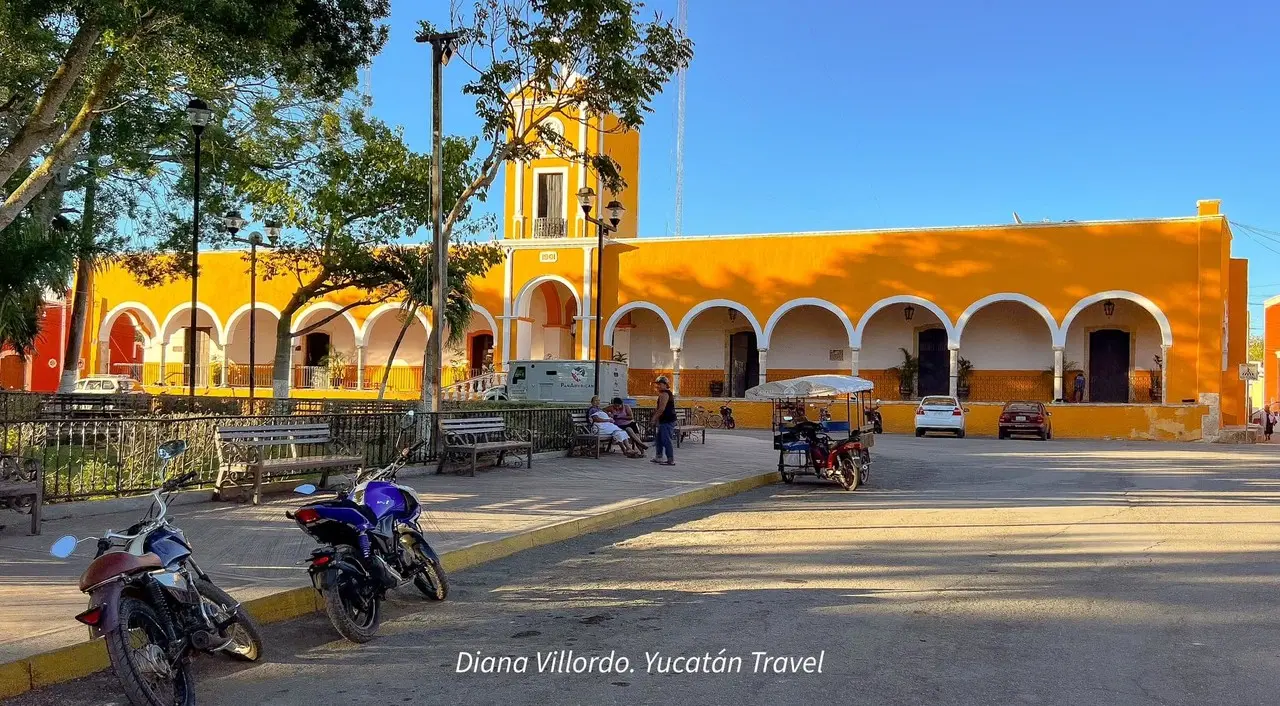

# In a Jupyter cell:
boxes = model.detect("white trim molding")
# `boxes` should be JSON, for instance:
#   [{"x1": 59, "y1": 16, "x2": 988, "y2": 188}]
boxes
[
  {"x1": 674, "y1": 299, "x2": 763, "y2": 349},
  {"x1": 470, "y1": 303, "x2": 500, "y2": 336},
  {"x1": 158, "y1": 302, "x2": 226, "y2": 345},
  {"x1": 1058, "y1": 291, "x2": 1174, "y2": 348},
  {"x1": 513, "y1": 274, "x2": 583, "y2": 318},
  {"x1": 761, "y1": 297, "x2": 856, "y2": 350},
  {"x1": 223, "y1": 303, "x2": 283, "y2": 340},
  {"x1": 603, "y1": 301, "x2": 677, "y2": 348},
  {"x1": 357, "y1": 303, "x2": 431, "y2": 347},
  {"x1": 291, "y1": 301, "x2": 361, "y2": 338},
  {"x1": 852, "y1": 295, "x2": 957, "y2": 349},
  {"x1": 98, "y1": 301, "x2": 161, "y2": 342},
  {"x1": 954, "y1": 293, "x2": 1060, "y2": 344}
]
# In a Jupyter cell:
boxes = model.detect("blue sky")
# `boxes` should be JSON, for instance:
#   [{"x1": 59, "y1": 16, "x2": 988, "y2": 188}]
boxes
[{"x1": 366, "y1": 0, "x2": 1280, "y2": 334}]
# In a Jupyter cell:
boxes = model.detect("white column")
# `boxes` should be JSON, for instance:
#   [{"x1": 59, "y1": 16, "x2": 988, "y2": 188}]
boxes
[
  {"x1": 218, "y1": 344, "x2": 228, "y2": 387},
  {"x1": 949, "y1": 347, "x2": 960, "y2": 397},
  {"x1": 757, "y1": 348, "x2": 768, "y2": 387},
  {"x1": 1053, "y1": 346, "x2": 1065, "y2": 402},
  {"x1": 671, "y1": 347, "x2": 682, "y2": 396},
  {"x1": 581, "y1": 245, "x2": 593, "y2": 360},
  {"x1": 501, "y1": 247, "x2": 514, "y2": 370},
  {"x1": 849, "y1": 347, "x2": 860, "y2": 376},
  {"x1": 97, "y1": 339, "x2": 110, "y2": 374},
  {"x1": 159, "y1": 339, "x2": 168, "y2": 385},
  {"x1": 1160, "y1": 344, "x2": 1170, "y2": 404},
  {"x1": 356, "y1": 345, "x2": 367, "y2": 389}
]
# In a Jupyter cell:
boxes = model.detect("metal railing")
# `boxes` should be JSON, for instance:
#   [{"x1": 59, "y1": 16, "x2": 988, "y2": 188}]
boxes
[
  {"x1": 0, "y1": 401, "x2": 588, "y2": 503},
  {"x1": 443, "y1": 371, "x2": 507, "y2": 401},
  {"x1": 962, "y1": 373, "x2": 1053, "y2": 402},
  {"x1": 533, "y1": 217, "x2": 567, "y2": 238}
]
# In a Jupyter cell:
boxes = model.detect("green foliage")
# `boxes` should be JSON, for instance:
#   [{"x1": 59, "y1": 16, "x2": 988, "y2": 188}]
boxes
[
  {"x1": 380, "y1": 241, "x2": 505, "y2": 346},
  {"x1": 890, "y1": 348, "x2": 919, "y2": 381},
  {"x1": 418, "y1": 0, "x2": 693, "y2": 238},
  {"x1": 1249, "y1": 334, "x2": 1263, "y2": 362},
  {"x1": 0, "y1": 213, "x2": 75, "y2": 352}
]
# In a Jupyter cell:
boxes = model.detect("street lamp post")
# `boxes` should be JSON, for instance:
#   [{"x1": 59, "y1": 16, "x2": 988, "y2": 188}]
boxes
[
  {"x1": 416, "y1": 29, "x2": 462, "y2": 413},
  {"x1": 223, "y1": 214, "x2": 281, "y2": 404},
  {"x1": 576, "y1": 187, "x2": 626, "y2": 397},
  {"x1": 185, "y1": 98, "x2": 213, "y2": 402}
]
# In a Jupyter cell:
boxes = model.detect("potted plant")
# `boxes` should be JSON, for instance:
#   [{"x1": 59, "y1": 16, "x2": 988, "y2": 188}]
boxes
[
  {"x1": 1150, "y1": 354, "x2": 1162, "y2": 402},
  {"x1": 956, "y1": 356, "x2": 974, "y2": 400},
  {"x1": 317, "y1": 350, "x2": 350, "y2": 389},
  {"x1": 890, "y1": 347, "x2": 918, "y2": 399},
  {"x1": 612, "y1": 350, "x2": 628, "y2": 364}
]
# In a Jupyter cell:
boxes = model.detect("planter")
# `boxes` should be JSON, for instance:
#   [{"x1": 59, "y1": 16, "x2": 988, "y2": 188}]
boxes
[
  {"x1": 708, "y1": 380, "x2": 725, "y2": 397},
  {"x1": 898, "y1": 381, "x2": 913, "y2": 399},
  {"x1": 957, "y1": 382, "x2": 970, "y2": 400}
]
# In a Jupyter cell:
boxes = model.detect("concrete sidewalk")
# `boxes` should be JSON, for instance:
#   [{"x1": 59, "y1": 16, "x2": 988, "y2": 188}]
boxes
[{"x1": 0, "y1": 432, "x2": 776, "y2": 665}]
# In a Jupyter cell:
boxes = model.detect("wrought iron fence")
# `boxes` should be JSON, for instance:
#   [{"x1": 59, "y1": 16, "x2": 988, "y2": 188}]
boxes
[
  {"x1": 0, "y1": 391, "x2": 417, "y2": 421},
  {"x1": 962, "y1": 373, "x2": 1053, "y2": 402},
  {"x1": 0, "y1": 402, "x2": 586, "y2": 503}
]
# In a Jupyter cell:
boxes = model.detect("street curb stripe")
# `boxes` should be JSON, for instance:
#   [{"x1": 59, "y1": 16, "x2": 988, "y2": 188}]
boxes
[{"x1": 0, "y1": 470, "x2": 779, "y2": 699}]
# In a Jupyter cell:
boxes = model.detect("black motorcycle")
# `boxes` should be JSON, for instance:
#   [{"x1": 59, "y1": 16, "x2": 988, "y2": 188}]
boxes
[
  {"x1": 719, "y1": 405, "x2": 737, "y2": 429},
  {"x1": 51, "y1": 440, "x2": 263, "y2": 706}
]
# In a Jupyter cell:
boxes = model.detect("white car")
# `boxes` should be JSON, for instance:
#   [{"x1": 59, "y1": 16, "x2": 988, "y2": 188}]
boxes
[
  {"x1": 914, "y1": 395, "x2": 968, "y2": 438},
  {"x1": 72, "y1": 375, "x2": 143, "y2": 394}
]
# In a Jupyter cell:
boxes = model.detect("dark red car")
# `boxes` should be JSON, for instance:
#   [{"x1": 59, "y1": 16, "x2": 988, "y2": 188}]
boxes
[{"x1": 997, "y1": 401, "x2": 1052, "y2": 440}]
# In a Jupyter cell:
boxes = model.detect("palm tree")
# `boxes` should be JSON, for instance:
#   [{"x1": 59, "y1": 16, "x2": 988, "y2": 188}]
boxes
[{"x1": 0, "y1": 213, "x2": 75, "y2": 355}]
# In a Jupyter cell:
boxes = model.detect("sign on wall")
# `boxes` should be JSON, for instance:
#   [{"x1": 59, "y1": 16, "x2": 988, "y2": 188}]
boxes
[
  {"x1": 828, "y1": 349, "x2": 844, "y2": 361},
  {"x1": 1239, "y1": 362, "x2": 1260, "y2": 381},
  {"x1": 539, "y1": 251, "x2": 558, "y2": 263}
]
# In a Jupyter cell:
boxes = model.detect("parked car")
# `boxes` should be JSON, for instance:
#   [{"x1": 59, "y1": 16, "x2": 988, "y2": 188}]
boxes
[
  {"x1": 71, "y1": 375, "x2": 143, "y2": 394},
  {"x1": 998, "y1": 401, "x2": 1052, "y2": 440},
  {"x1": 914, "y1": 395, "x2": 967, "y2": 438}
]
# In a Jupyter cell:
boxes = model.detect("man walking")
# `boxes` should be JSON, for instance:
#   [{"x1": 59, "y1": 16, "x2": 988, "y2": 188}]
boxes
[{"x1": 650, "y1": 375, "x2": 677, "y2": 466}]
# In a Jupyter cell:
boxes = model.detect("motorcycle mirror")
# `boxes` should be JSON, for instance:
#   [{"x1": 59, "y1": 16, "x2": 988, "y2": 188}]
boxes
[
  {"x1": 294, "y1": 484, "x2": 317, "y2": 495},
  {"x1": 50, "y1": 535, "x2": 78, "y2": 558},
  {"x1": 157, "y1": 439, "x2": 188, "y2": 461}
]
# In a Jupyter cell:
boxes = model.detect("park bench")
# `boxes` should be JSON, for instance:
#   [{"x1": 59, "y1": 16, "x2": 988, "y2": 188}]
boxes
[
  {"x1": 0, "y1": 454, "x2": 42, "y2": 535},
  {"x1": 437, "y1": 417, "x2": 533, "y2": 477},
  {"x1": 214, "y1": 423, "x2": 363, "y2": 505},
  {"x1": 568, "y1": 411, "x2": 620, "y2": 458},
  {"x1": 674, "y1": 407, "x2": 705, "y2": 447}
]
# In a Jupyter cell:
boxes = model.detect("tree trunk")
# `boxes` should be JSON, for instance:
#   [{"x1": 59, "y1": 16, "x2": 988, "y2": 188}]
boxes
[
  {"x1": 0, "y1": 52, "x2": 124, "y2": 233},
  {"x1": 420, "y1": 325, "x2": 441, "y2": 413},
  {"x1": 58, "y1": 133, "x2": 99, "y2": 393},
  {"x1": 377, "y1": 306, "x2": 416, "y2": 400},
  {"x1": 0, "y1": 23, "x2": 102, "y2": 186},
  {"x1": 272, "y1": 301, "x2": 303, "y2": 399}
]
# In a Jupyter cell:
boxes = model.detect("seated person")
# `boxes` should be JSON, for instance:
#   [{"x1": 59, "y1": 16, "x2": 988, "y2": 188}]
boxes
[
  {"x1": 590, "y1": 408, "x2": 641, "y2": 457},
  {"x1": 605, "y1": 397, "x2": 648, "y2": 451}
]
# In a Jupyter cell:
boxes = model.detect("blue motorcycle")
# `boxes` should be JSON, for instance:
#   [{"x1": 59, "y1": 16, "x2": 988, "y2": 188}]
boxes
[{"x1": 289, "y1": 426, "x2": 447, "y2": 643}]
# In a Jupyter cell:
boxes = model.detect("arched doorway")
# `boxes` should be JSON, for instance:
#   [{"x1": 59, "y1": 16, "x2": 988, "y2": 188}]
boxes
[
  {"x1": 604, "y1": 303, "x2": 677, "y2": 395},
  {"x1": 1061, "y1": 297, "x2": 1168, "y2": 403},
  {"x1": 762, "y1": 301, "x2": 855, "y2": 381},
  {"x1": 954, "y1": 298, "x2": 1056, "y2": 401},
  {"x1": 97, "y1": 303, "x2": 160, "y2": 382},
  {"x1": 292, "y1": 305, "x2": 360, "y2": 389},
  {"x1": 0, "y1": 352, "x2": 26, "y2": 390},
  {"x1": 158, "y1": 304, "x2": 224, "y2": 388},
  {"x1": 856, "y1": 299, "x2": 953, "y2": 400},
  {"x1": 515, "y1": 279, "x2": 581, "y2": 361},
  {"x1": 676, "y1": 301, "x2": 763, "y2": 398},
  {"x1": 224, "y1": 306, "x2": 281, "y2": 389},
  {"x1": 360, "y1": 305, "x2": 429, "y2": 393}
]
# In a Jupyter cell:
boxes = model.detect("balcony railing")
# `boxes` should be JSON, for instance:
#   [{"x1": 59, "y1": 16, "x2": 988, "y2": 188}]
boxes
[{"x1": 533, "y1": 217, "x2": 567, "y2": 238}]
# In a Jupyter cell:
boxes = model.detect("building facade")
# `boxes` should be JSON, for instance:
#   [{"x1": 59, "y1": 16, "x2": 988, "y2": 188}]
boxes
[{"x1": 79, "y1": 110, "x2": 1249, "y2": 439}]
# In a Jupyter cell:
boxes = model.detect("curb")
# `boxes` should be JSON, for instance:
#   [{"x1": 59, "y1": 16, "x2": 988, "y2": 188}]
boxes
[{"x1": 0, "y1": 470, "x2": 778, "y2": 699}]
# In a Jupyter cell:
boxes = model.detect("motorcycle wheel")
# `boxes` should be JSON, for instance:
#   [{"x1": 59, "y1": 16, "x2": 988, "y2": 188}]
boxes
[
  {"x1": 835, "y1": 453, "x2": 859, "y2": 491},
  {"x1": 409, "y1": 539, "x2": 450, "y2": 601},
  {"x1": 859, "y1": 450, "x2": 871, "y2": 486},
  {"x1": 105, "y1": 596, "x2": 195, "y2": 706},
  {"x1": 780, "y1": 471, "x2": 795, "y2": 484},
  {"x1": 323, "y1": 575, "x2": 381, "y2": 643},
  {"x1": 195, "y1": 579, "x2": 264, "y2": 662}
]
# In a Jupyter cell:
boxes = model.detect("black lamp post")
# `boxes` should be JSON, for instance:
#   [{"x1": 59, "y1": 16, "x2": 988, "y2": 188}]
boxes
[
  {"x1": 185, "y1": 98, "x2": 213, "y2": 401},
  {"x1": 576, "y1": 186, "x2": 626, "y2": 397},
  {"x1": 416, "y1": 29, "x2": 461, "y2": 413},
  {"x1": 224, "y1": 213, "x2": 282, "y2": 402}
]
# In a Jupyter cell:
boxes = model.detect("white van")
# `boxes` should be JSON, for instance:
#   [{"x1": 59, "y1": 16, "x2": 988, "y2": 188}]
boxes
[{"x1": 490, "y1": 360, "x2": 628, "y2": 403}]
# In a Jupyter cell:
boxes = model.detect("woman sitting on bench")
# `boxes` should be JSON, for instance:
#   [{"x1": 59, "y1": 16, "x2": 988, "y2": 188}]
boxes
[
  {"x1": 589, "y1": 407, "x2": 643, "y2": 458},
  {"x1": 605, "y1": 397, "x2": 648, "y2": 452}
]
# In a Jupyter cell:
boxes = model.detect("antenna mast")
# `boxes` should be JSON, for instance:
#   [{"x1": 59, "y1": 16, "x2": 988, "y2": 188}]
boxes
[{"x1": 674, "y1": 0, "x2": 687, "y2": 237}]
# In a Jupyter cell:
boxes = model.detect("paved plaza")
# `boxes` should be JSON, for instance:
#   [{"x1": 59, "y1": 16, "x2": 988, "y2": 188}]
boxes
[{"x1": 7, "y1": 434, "x2": 1280, "y2": 705}]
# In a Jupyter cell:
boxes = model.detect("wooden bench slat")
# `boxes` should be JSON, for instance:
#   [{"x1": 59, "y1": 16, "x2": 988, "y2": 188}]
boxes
[
  {"x1": 437, "y1": 417, "x2": 531, "y2": 477},
  {"x1": 215, "y1": 423, "x2": 355, "y2": 505}
]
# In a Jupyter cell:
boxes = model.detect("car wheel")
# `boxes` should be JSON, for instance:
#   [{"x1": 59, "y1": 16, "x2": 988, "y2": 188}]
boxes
[
  {"x1": 998, "y1": 430, "x2": 1007, "y2": 440},
  {"x1": 956, "y1": 429, "x2": 966, "y2": 439},
  {"x1": 915, "y1": 429, "x2": 924, "y2": 438}
]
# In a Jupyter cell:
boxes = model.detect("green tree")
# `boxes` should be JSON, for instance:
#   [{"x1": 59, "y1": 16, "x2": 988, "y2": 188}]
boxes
[
  {"x1": 1249, "y1": 334, "x2": 1263, "y2": 362},
  {"x1": 0, "y1": 0, "x2": 390, "y2": 233},
  {"x1": 414, "y1": 0, "x2": 693, "y2": 405}
]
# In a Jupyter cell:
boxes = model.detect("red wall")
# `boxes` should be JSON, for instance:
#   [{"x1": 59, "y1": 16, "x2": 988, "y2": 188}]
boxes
[
  {"x1": 26, "y1": 302, "x2": 69, "y2": 392},
  {"x1": 1266, "y1": 300, "x2": 1280, "y2": 408}
]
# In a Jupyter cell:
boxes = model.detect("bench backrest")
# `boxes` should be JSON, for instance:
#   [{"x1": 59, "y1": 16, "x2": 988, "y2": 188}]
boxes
[
  {"x1": 216, "y1": 423, "x2": 332, "y2": 446},
  {"x1": 440, "y1": 417, "x2": 506, "y2": 436},
  {"x1": 675, "y1": 408, "x2": 689, "y2": 423}
]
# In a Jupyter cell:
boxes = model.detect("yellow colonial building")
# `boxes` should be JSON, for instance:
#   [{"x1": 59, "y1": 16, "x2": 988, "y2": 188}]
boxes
[{"x1": 81, "y1": 105, "x2": 1249, "y2": 441}]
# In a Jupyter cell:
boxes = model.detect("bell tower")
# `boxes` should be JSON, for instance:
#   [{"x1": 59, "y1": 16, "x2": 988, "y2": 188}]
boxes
[{"x1": 503, "y1": 106, "x2": 639, "y2": 240}]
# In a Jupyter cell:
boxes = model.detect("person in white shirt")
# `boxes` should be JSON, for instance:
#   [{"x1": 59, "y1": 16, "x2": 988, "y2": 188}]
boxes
[{"x1": 590, "y1": 409, "x2": 641, "y2": 457}]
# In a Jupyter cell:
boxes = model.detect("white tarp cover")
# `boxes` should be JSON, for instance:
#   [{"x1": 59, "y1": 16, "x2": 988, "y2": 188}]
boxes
[{"x1": 745, "y1": 374, "x2": 875, "y2": 399}]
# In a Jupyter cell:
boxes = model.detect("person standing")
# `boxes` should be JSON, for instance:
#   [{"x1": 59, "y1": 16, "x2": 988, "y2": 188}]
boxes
[
  {"x1": 1266, "y1": 403, "x2": 1275, "y2": 442},
  {"x1": 1073, "y1": 372, "x2": 1086, "y2": 403},
  {"x1": 650, "y1": 376, "x2": 677, "y2": 466}
]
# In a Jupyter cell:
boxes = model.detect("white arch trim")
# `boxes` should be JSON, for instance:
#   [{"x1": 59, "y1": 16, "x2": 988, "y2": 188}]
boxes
[
  {"x1": 1058, "y1": 291, "x2": 1173, "y2": 348},
  {"x1": 470, "y1": 303, "x2": 500, "y2": 337},
  {"x1": 223, "y1": 303, "x2": 283, "y2": 340},
  {"x1": 513, "y1": 274, "x2": 582, "y2": 317},
  {"x1": 158, "y1": 302, "x2": 226, "y2": 345},
  {"x1": 852, "y1": 295, "x2": 957, "y2": 349},
  {"x1": 761, "y1": 298, "x2": 856, "y2": 350},
  {"x1": 98, "y1": 302, "x2": 161, "y2": 342},
  {"x1": 674, "y1": 299, "x2": 764, "y2": 349},
  {"x1": 954, "y1": 293, "x2": 1060, "y2": 344},
  {"x1": 602, "y1": 301, "x2": 677, "y2": 347},
  {"x1": 291, "y1": 301, "x2": 360, "y2": 337},
  {"x1": 357, "y1": 303, "x2": 431, "y2": 347}
]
